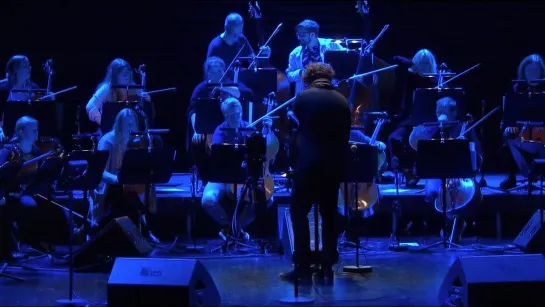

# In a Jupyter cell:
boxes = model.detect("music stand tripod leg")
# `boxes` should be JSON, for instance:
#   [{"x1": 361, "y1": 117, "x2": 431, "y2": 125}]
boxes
[
  {"x1": 0, "y1": 262, "x2": 26, "y2": 282},
  {"x1": 343, "y1": 184, "x2": 372, "y2": 274},
  {"x1": 229, "y1": 178, "x2": 261, "y2": 253}
]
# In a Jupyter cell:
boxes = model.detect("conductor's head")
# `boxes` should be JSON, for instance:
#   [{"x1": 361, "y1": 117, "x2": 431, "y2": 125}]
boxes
[{"x1": 303, "y1": 63, "x2": 335, "y2": 88}]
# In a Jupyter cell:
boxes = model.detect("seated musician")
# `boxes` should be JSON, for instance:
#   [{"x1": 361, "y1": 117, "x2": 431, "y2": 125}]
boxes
[
  {"x1": 187, "y1": 56, "x2": 253, "y2": 184},
  {"x1": 286, "y1": 19, "x2": 345, "y2": 95},
  {"x1": 388, "y1": 49, "x2": 438, "y2": 188},
  {"x1": 0, "y1": 116, "x2": 55, "y2": 260},
  {"x1": 0, "y1": 55, "x2": 54, "y2": 102},
  {"x1": 201, "y1": 97, "x2": 278, "y2": 241},
  {"x1": 500, "y1": 54, "x2": 545, "y2": 189},
  {"x1": 86, "y1": 58, "x2": 151, "y2": 127},
  {"x1": 91, "y1": 108, "x2": 158, "y2": 242},
  {"x1": 409, "y1": 96, "x2": 482, "y2": 157}
]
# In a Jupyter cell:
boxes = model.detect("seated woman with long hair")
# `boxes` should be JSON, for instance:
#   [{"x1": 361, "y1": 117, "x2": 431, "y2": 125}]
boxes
[{"x1": 90, "y1": 108, "x2": 158, "y2": 242}]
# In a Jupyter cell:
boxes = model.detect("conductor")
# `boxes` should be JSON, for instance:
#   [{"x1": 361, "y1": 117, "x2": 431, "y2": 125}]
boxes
[{"x1": 280, "y1": 63, "x2": 351, "y2": 282}]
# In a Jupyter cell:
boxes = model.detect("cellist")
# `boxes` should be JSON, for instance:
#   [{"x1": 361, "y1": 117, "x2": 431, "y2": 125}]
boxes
[
  {"x1": 201, "y1": 97, "x2": 277, "y2": 243},
  {"x1": 500, "y1": 54, "x2": 545, "y2": 190}
]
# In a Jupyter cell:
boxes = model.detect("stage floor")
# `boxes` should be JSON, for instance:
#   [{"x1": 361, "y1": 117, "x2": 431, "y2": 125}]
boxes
[{"x1": 0, "y1": 238, "x2": 523, "y2": 306}]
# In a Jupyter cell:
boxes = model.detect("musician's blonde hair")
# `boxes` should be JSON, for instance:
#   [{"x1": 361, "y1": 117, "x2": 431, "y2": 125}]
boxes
[
  {"x1": 221, "y1": 97, "x2": 242, "y2": 115},
  {"x1": 517, "y1": 54, "x2": 545, "y2": 80},
  {"x1": 411, "y1": 49, "x2": 437, "y2": 75},
  {"x1": 110, "y1": 108, "x2": 139, "y2": 172},
  {"x1": 436, "y1": 97, "x2": 457, "y2": 119}
]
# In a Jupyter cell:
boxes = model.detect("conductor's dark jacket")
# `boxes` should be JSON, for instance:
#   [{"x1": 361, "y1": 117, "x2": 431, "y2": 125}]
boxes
[{"x1": 292, "y1": 79, "x2": 352, "y2": 175}]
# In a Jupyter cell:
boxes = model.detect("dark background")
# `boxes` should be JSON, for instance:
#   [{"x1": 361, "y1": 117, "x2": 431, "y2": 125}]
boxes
[{"x1": 1, "y1": 1, "x2": 543, "y2": 172}]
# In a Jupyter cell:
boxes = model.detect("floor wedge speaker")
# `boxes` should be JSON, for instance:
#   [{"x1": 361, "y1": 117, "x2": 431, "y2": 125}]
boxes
[
  {"x1": 108, "y1": 257, "x2": 221, "y2": 306},
  {"x1": 438, "y1": 254, "x2": 545, "y2": 307}
]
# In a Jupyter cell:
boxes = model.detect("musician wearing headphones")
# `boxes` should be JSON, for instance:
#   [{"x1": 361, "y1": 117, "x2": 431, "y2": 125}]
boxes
[
  {"x1": 0, "y1": 116, "x2": 52, "y2": 261},
  {"x1": 286, "y1": 19, "x2": 344, "y2": 95},
  {"x1": 201, "y1": 97, "x2": 277, "y2": 242},
  {"x1": 187, "y1": 57, "x2": 253, "y2": 186},
  {"x1": 0, "y1": 55, "x2": 56, "y2": 102},
  {"x1": 86, "y1": 58, "x2": 151, "y2": 127},
  {"x1": 92, "y1": 108, "x2": 159, "y2": 243},
  {"x1": 500, "y1": 54, "x2": 545, "y2": 190},
  {"x1": 388, "y1": 49, "x2": 438, "y2": 188}
]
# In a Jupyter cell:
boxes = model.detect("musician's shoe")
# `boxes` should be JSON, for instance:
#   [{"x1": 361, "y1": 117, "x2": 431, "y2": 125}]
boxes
[
  {"x1": 219, "y1": 227, "x2": 231, "y2": 241},
  {"x1": 314, "y1": 266, "x2": 334, "y2": 280},
  {"x1": 279, "y1": 267, "x2": 313, "y2": 284},
  {"x1": 239, "y1": 229, "x2": 250, "y2": 242},
  {"x1": 499, "y1": 173, "x2": 517, "y2": 190}
]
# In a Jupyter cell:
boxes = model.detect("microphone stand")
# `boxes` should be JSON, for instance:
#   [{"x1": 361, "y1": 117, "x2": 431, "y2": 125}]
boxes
[
  {"x1": 478, "y1": 100, "x2": 488, "y2": 187},
  {"x1": 56, "y1": 168, "x2": 86, "y2": 306}
]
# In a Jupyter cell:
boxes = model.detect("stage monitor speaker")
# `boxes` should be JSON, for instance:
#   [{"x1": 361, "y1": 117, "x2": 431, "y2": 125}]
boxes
[
  {"x1": 107, "y1": 257, "x2": 221, "y2": 307},
  {"x1": 514, "y1": 209, "x2": 545, "y2": 253},
  {"x1": 71, "y1": 216, "x2": 152, "y2": 272},
  {"x1": 437, "y1": 254, "x2": 545, "y2": 307}
]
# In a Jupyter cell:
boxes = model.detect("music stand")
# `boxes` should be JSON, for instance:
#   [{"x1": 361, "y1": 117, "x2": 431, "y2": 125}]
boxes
[
  {"x1": 410, "y1": 88, "x2": 466, "y2": 126},
  {"x1": 530, "y1": 159, "x2": 545, "y2": 256},
  {"x1": 194, "y1": 98, "x2": 224, "y2": 137},
  {"x1": 416, "y1": 139, "x2": 473, "y2": 250},
  {"x1": 117, "y1": 148, "x2": 173, "y2": 229},
  {"x1": 0, "y1": 100, "x2": 58, "y2": 138},
  {"x1": 238, "y1": 68, "x2": 277, "y2": 102},
  {"x1": 203, "y1": 144, "x2": 261, "y2": 253},
  {"x1": 101, "y1": 101, "x2": 154, "y2": 133},
  {"x1": 341, "y1": 143, "x2": 377, "y2": 274}
]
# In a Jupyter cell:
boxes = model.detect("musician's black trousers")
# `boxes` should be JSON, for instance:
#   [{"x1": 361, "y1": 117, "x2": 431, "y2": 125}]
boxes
[
  {"x1": 291, "y1": 167, "x2": 340, "y2": 269},
  {"x1": 388, "y1": 125, "x2": 415, "y2": 170},
  {"x1": 192, "y1": 142, "x2": 210, "y2": 185},
  {"x1": 99, "y1": 185, "x2": 144, "y2": 229}
]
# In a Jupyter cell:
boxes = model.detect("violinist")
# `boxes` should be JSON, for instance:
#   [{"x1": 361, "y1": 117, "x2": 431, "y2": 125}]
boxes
[
  {"x1": 187, "y1": 57, "x2": 253, "y2": 183},
  {"x1": 0, "y1": 116, "x2": 51, "y2": 260},
  {"x1": 500, "y1": 54, "x2": 545, "y2": 189},
  {"x1": 91, "y1": 108, "x2": 158, "y2": 242},
  {"x1": 388, "y1": 49, "x2": 438, "y2": 188},
  {"x1": 207, "y1": 13, "x2": 269, "y2": 67},
  {"x1": 86, "y1": 58, "x2": 151, "y2": 127},
  {"x1": 201, "y1": 97, "x2": 277, "y2": 242},
  {"x1": 286, "y1": 19, "x2": 344, "y2": 95},
  {"x1": 0, "y1": 55, "x2": 54, "y2": 101}
]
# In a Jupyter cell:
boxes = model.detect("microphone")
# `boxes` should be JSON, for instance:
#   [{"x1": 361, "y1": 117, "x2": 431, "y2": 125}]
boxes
[{"x1": 287, "y1": 111, "x2": 300, "y2": 127}]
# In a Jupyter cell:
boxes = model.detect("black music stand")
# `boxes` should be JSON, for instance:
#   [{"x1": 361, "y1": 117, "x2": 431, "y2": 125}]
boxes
[
  {"x1": 341, "y1": 143, "x2": 377, "y2": 274},
  {"x1": 416, "y1": 139, "x2": 473, "y2": 250},
  {"x1": 238, "y1": 68, "x2": 277, "y2": 102},
  {"x1": 0, "y1": 100, "x2": 58, "y2": 138},
  {"x1": 410, "y1": 88, "x2": 466, "y2": 126},
  {"x1": 203, "y1": 144, "x2": 261, "y2": 253},
  {"x1": 101, "y1": 101, "x2": 153, "y2": 133},
  {"x1": 530, "y1": 159, "x2": 545, "y2": 256}
]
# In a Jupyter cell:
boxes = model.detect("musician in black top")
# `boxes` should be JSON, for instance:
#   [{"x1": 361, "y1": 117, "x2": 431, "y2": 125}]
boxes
[
  {"x1": 279, "y1": 63, "x2": 351, "y2": 282},
  {"x1": 187, "y1": 57, "x2": 253, "y2": 182},
  {"x1": 387, "y1": 49, "x2": 438, "y2": 188},
  {"x1": 500, "y1": 54, "x2": 545, "y2": 189}
]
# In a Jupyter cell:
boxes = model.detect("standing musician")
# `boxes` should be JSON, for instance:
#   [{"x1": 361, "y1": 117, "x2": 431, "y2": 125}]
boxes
[
  {"x1": 91, "y1": 108, "x2": 158, "y2": 242},
  {"x1": 280, "y1": 63, "x2": 351, "y2": 282},
  {"x1": 201, "y1": 97, "x2": 277, "y2": 242},
  {"x1": 207, "y1": 13, "x2": 270, "y2": 66},
  {"x1": 86, "y1": 58, "x2": 151, "y2": 127},
  {"x1": 500, "y1": 54, "x2": 545, "y2": 190},
  {"x1": 286, "y1": 20, "x2": 344, "y2": 95},
  {"x1": 388, "y1": 49, "x2": 438, "y2": 188},
  {"x1": 0, "y1": 55, "x2": 55, "y2": 102},
  {"x1": 187, "y1": 57, "x2": 254, "y2": 184},
  {"x1": 0, "y1": 116, "x2": 57, "y2": 260}
]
